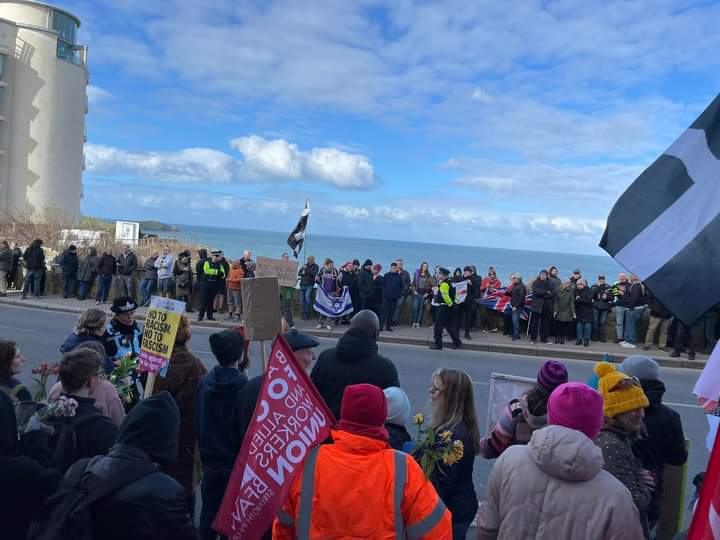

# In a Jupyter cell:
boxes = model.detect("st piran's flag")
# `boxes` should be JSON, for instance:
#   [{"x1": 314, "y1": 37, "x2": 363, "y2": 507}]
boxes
[
  {"x1": 287, "y1": 200, "x2": 310, "y2": 258},
  {"x1": 600, "y1": 93, "x2": 720, "y2": 326}
]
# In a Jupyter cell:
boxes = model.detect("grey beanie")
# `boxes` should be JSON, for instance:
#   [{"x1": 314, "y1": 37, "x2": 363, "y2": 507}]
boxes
[
  {"x1": 383, "y1": 387, "x2": 411, "y2": 426},
  {"x1": 620, "y1": 355, "x2": 661, "y2": 381}
]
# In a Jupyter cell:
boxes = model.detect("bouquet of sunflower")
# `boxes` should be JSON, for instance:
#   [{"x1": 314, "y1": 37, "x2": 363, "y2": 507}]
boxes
[
  {"x1": 410, "y1": 413, "x2": 465, "y2": 479},
  {"x1": 110, "y1": 353, "x2": 139, "y2": 404}
]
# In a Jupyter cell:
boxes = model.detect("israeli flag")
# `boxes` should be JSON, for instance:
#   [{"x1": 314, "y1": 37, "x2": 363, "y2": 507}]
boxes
[
  {"x1": 601, "y1": 93, "x2": 720, "y2": 326},
  {"x1": 313, "y1": 286, "x2": 354, "y2": 318}
]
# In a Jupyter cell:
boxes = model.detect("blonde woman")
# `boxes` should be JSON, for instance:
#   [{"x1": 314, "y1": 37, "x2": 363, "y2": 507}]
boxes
[
  {"x1": 59, "y1": 309, "x2": 114, "y2": 374},
  {"x1": 428, "y1": 368, "x2": 481, "y2": 539}
]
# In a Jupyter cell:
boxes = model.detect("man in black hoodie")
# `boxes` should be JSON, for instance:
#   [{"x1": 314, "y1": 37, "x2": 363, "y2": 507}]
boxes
[
  {"x1": 620, "y1": 356, "x2": 688, "y2": 533},
  {"x1": 0, "y1": 391, "x2": 61, "y2": 540},
  {"x1": 311, "y1": 310, "x2": 400, "y2": 419},
  {"x1": 195, "y1": 329, "x2": 249, "y2": 540},
  {"x1": 21, "y1": 238, "x2": 45, "y2": 299},
  {"x1": 72, "y1": 392, "x2": 195, "y2": 539}
]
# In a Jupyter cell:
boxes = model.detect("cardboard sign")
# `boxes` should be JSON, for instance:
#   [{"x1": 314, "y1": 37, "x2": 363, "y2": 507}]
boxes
[
  {"x1": 255, "y1": 256, "x2": 298, "y2": 288},
  {"x1": 485, "y1": 372, "x2": 535, "y2": 435},
  {"x1": 241, "y1": 277, "x2": 282, "y2": 341},
  {"x1": 138, "y1": 296, "x2": 185, "y2": 375},
  {"x1": 213, "y1": 335, "x2": 335, "y2": 540}
]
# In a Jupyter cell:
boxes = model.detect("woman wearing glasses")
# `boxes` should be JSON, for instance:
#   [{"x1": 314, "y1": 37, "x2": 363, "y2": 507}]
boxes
[{"x1": 426, "y1": 368, "x2": 480, "y2": 539}]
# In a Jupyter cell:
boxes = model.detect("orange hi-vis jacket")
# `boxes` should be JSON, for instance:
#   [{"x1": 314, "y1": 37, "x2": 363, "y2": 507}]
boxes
[{"x1": 272, "y1": 429, "x2": 452, "y2": 540}]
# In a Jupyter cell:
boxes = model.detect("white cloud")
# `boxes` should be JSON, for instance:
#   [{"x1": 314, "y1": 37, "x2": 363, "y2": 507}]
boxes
[
  {"x1": 87, "y1": 85, "x2": 114, "y2": 105},
  {"x1": 230, "y1": 136, "x2": 374, "y2": 188},
  {"x1": 85, "y1": 136, "x2": 375, "y2": 188}
]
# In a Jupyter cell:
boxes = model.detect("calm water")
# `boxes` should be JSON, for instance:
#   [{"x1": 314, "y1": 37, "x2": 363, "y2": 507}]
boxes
[{"x1": 146, "y1": 224, "x2": 624, "y2": 284}]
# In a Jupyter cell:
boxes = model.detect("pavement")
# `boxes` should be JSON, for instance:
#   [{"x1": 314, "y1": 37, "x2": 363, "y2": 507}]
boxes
[
  {"x1": 0, "y1": 299, "x2": 709, "y2": 524},
  {"x1": 0, "y1": 292, "x2": 706, "y2": 369}
]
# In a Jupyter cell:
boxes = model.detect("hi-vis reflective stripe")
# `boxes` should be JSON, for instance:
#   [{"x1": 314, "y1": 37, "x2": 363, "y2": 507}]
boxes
[
  {"x1": 393, "y1": 450, "x2": 407, "y2": 539},
  {"x1": 297, "y1": 446, "x2": 320, "y2": 540},
  {"x1": 294, "y1": 447, "x2": 415, "y2": 539},
  {"x1": 406, "y1": 499, "x2": 447, "y2": 540}
]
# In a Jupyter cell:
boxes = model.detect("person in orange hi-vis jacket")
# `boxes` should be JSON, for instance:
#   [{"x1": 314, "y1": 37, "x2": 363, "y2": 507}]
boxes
[{"x1": 273, "y1": 383, "x2": 452, "y2": 539}]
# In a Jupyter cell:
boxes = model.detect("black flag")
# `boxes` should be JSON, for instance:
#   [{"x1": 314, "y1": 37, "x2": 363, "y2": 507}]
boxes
[
  {"x1": 287, "y1": 200, "x2": 310, "y2": 258},
  {"x1": 600, "y1": 93, "x2": 720, "y2": 326}
]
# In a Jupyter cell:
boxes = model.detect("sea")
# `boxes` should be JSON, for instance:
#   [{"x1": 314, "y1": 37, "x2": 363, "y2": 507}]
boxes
[{"x1": 143, "y1": 224, "x2": 624, "y2": 284}]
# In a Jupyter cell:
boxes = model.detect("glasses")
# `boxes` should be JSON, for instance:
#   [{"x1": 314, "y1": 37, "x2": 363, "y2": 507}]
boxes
[
  {"x1": 609, "y1": 376, "x2": 641, "y2": 393},
  {"x1": 430, "y1": 385, "x2": 442, "y2": 395}
]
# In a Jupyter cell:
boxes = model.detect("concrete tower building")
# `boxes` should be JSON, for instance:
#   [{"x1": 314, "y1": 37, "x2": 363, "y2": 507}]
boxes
[{"x1": 0, "y1": 0, "x2": 87, "y2": 223}]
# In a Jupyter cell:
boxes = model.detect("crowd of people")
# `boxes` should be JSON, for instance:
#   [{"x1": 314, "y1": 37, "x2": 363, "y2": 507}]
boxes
[
  {"x1": 0, "y1": 293, "x2": 698, "y2": 539},
  {"x1": 3, "y1": 239, "x2": 717, "y2": 361}
]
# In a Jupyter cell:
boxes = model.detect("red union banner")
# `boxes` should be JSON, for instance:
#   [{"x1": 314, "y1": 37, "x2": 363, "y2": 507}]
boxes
[{"x1": 213, "y1": 334, "x2": 335, "y2": 540}]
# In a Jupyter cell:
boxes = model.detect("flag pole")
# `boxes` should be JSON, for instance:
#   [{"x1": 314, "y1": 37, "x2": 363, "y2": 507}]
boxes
[{"x1": 303, "y1": 198, "x2": 309, "y2": 263}]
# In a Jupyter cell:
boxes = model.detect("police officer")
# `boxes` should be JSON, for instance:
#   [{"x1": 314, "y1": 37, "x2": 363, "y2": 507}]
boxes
[
  {"x1": 199, "y1": 250, "x2": 226, "y2": 322},
  {"x1": 429, "y1": 267, "x2": 462, "y2": 350}
]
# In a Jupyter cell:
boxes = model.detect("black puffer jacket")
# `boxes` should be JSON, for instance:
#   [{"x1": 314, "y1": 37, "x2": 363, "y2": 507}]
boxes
[
  {"x1": 506, "y1": 282, "x2": 527, "y2": 309},
  {"x1": 96, "y1": 254, "x2": 117, "y2": 276},
  {"x1": 0, "y1": 392, "x2": 61, "y2": 540},
  {"x1": 633, "y1": 379, "x2": 687, "y2": 527},
  {"x1": 81, "y1": 392, "x2": 195, "y2": 540},
  {"x1": 530, "y1": 279, "x2": 553, "y2": 313},
  {"x1": 23, "y1": 240, "x2": 45, "y2": 271},
  {"x1": 574, "y1": 287, "x2": 593, "y2": 323},
  {"x1": 311, "y1": 329, "x2": 400, "y2": 419},
  {"x1": 591, "y1": 283, "x2": 612, "y2": 311},
  {"x1": 58, "y1": 249, "x2": 79, "y2": 276}
]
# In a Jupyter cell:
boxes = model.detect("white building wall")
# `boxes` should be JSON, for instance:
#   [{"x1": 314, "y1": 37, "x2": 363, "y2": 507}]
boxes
[{"x1": 0, "y1": 1, "x2": 86, "y2": 223}]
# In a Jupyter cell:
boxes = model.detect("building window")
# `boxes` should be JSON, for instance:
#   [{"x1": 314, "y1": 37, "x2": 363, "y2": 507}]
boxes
[{"x1": 51, "y1": 10, "x2": 80, "y2": 64}]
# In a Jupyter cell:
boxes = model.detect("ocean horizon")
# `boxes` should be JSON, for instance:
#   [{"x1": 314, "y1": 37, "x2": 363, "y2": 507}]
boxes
[{"x1": 142, "y1": 223, "x2": 624, "y2": 284}]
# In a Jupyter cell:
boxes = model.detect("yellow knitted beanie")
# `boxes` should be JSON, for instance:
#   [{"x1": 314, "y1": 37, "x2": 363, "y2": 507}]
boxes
[{"x1": 594, "y1": 362, "x2": 649, "y2": 418}]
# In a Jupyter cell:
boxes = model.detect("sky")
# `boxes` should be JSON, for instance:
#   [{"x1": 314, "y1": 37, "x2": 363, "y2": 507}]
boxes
[{"x1": 66, "y1": 0, "x2": 720, "y2": 254}]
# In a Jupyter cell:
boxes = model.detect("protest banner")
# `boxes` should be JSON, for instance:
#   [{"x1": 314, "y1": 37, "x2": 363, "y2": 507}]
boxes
[
  {"x1": 241, "y1": 277, "x2": 282, "y2": 342},
  {"x1": 255, "y1": 256, "x2": 298, "y2": 288},
  {"x1": 485, "y1": 372, "x2": 535, "y2": 434},
  {"x1": 138, "y1": 296, "x2": 185, "y2": 395},
  {"x1": 213, "y1": 334, "x2": 335, "y2": 540}
]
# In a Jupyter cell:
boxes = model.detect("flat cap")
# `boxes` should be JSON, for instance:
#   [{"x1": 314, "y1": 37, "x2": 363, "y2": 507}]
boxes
[{"x1": 283, "y1": 329, "x2": 320, "y2": 351}]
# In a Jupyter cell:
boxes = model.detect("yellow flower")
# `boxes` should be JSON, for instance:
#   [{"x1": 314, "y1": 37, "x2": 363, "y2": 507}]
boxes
[
  {"x1": 414, "y1": 413, "x2": 424, "y2": 425},
  {"x1": 453, "y1": 440, "x2": 464, "y2": 450},
  {"x1": 441, "y1": 430, "x2": 453, "y2": 442},
  {"x1": 442, "y1": 450, "x2": 460, "y2": 465},
  {"x1": 452, "y1": 440, "x2": 465, "y2": 460}
]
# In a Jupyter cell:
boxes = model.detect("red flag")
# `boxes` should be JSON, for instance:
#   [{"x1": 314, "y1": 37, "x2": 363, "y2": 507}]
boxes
[
  {"x1": 688, "y1": 428, "x2": 720, "y2": 540},
  {"x1": 212, "y1": 334, "x2": 336, "y2": 540}
]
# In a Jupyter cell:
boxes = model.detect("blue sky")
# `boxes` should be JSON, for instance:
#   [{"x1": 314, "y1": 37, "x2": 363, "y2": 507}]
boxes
[{"x1": 66, "y1": 0, "x2": 720, "y2": 254}]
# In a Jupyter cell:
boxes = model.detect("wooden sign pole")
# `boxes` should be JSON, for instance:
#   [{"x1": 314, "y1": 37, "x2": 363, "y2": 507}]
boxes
[{"x1": 143, "y1": 372, "x2": 156, "y2": 399}]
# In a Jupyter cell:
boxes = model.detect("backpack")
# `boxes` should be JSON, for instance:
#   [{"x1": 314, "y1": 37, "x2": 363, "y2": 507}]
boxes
[
  {"x1": 27, "y1": 456, "x2": 157, "y2": 540},
  {"x1": 44, "y1": 412, "x2": 105, "y2": 472}
]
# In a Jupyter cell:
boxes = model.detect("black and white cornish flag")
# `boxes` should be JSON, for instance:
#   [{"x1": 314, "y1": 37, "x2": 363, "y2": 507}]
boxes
[
  {"x1": 601, "y1": 93, "x2": 720, "y2": 326},
  {"x1": 287, "y1": 200, "x2": 310, "y2": 258}
]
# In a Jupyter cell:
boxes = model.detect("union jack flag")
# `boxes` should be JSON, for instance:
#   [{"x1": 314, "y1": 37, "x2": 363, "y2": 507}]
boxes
[{"x1": 477, "y1": 287, "x2": 532, "y2": 320}]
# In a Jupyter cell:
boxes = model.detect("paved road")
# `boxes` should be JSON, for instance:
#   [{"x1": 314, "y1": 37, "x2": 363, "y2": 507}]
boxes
[{"x1": 1, "y1": 303, "x2": 708, "y2": 514}]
